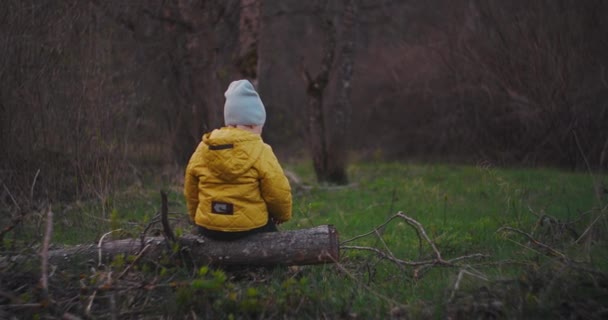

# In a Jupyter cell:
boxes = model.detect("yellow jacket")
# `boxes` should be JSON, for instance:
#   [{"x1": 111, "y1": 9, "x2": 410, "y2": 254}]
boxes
[{"x1": 184, "y1": 127, "x2": 292, "y2": 232}]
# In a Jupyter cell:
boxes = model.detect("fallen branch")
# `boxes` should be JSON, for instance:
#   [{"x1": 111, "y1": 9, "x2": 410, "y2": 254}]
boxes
[
  {"x1": 1, "y1": 182, "x2": 20, "y2": 210},
  {"x1": 117, "y1": 244, "x2": 151, "y2": 279},
  {"x1": 98, "y1": 229, "x2": 122, "y2": 267},
  {"x1": 498, "y1": 226, "x2": 567, "y2": 259},
  {"x1": 341, "y1": 245, "x2": 486, "y2": 267},
  {"x1": 575, "y1": 203, "x2": 608, "y2": 244},
  {"x1": 341, "y1": 212, "x2": 488, "y2": 269},
  {"x1": 448, "y1": 268, "x2": 489, "y2": 302},
  {"x1": 39, "y1": 206, "x2": 53, "y2": 301},
  {"x1": 30, "y1": 169, "x2": 40, "y2": 202}
]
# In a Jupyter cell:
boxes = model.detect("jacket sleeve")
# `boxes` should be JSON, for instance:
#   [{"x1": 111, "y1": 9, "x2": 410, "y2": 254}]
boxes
[
  {"x1": 184, "y1": 146, "x2": 202, "y2": 222},
  {"x1": 259, "y1": 147, "x2": 292, "y2": 223}
]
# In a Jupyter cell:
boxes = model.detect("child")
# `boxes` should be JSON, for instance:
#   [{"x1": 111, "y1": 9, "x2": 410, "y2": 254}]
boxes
[{"x1": 184, "y1": 79, "x2": 292, "y2": 240}]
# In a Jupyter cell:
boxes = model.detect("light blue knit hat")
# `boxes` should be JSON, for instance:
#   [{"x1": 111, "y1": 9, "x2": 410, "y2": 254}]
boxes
[{"x1": 223, "y1": 79, "x2": 266, "y2": 126}]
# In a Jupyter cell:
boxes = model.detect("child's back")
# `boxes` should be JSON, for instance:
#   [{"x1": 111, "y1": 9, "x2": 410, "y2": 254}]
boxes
[{"x1": 184, "y1": 80, "x2": 292, "y2": 240}]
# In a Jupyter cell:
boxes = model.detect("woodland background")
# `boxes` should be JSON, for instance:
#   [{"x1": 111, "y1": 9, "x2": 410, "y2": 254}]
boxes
[{"x1": 1, "y1": 0, "x2": 608, "y2": 202}]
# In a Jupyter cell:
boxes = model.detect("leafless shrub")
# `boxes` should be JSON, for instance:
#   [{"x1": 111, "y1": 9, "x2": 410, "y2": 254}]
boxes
[{"x1": 441, "y1": 0, "x2": 608, "y2": 169}]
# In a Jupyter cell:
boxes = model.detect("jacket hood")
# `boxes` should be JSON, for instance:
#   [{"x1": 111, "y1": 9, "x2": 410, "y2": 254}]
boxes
[{"x1": 202, "y1": 127, "x2": 264, "y2": 181}]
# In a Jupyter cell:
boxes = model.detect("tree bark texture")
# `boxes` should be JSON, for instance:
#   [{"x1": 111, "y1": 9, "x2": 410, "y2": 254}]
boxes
[
  {"x1": 326, "y1": 0, "x2": 358, "y2": 185},
  {"x1": 304, "y1": 3, "x2": 335, "y2": 185},
  {"x1": 301, "y1": 0, "x2": 357, "y2": 185},
  {"x1": 33, "y1": 225, "x2": 339, "y2": 269}
]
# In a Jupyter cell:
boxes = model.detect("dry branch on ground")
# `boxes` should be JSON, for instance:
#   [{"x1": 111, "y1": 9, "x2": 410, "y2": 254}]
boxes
[{"x1": 341, "y1": 212, "x2": 488, "y2": 273}]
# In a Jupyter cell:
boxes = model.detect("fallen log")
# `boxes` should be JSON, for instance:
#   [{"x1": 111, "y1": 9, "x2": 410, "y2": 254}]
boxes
[{"x1": 40, "y1": 225, "x2": 339, "y2": 269}]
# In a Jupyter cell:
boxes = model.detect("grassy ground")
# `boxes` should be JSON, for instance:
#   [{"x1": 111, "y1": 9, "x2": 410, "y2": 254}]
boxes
[
  {"x1": 2, "y1": 161, "x2": 607, "y2": 318},
  {"x1": 286, "y1": 162, "x2": 607, "y2": 318}
]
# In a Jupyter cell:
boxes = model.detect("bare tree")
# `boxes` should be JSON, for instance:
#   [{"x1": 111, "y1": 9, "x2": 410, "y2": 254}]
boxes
[{"x1": 301, "y1": 0, "x2": 358, "y2": 184}]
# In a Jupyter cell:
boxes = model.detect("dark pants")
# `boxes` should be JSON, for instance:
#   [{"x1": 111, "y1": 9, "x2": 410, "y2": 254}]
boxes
[{"x1": 197, "y1": 220, "x2": 278, "y2": 241}]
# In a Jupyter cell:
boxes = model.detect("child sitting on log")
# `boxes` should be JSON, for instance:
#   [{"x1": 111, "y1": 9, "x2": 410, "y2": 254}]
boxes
[{"x1": 184, "y1": 79, "x2": 292, "y2": 241}]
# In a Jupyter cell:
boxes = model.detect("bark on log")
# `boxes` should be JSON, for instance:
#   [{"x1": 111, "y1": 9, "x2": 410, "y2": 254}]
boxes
[{"x1": 40, "y1": 225, "x2": 339, "y2": 269}]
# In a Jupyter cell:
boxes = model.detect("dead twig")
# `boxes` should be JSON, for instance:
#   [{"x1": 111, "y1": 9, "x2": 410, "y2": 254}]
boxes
[
  {"x1": 341, "y1": 214, "x2": 401, "y2": 245},
  {"x1": 40, "y1": 206, "x2": 53, "y2": 302},
  {"x1": 2, "y1": 182, "x2": 20, "y2": 210},
  {"x1": 140, "y1": 213, "x2": 161, "y2": 250},
  {"x1": 341, "y1": 245, "x2": 486, "y2": 267},
  {"x1": 160, "y1": 190, "x2": 175, "y2": 244},
  {"x1": 117, "y1": 244, "x2": 151, "y2": 280},
  {"x1": 448, "y1": 268, "x2": 489, "y2": 302},
  {"x1": 575, "y1": 203, "x2": 608, "y2": 244},
  {"x1": 98, "y1": 229, "x2": 122, "y2": 267},
  {"x1": 341, "y1": 245, "x2": 441, "y2": 267},
  {"x1": 341, "y1": 211, "x2": 488, "y2": 270},
  {"x1": 498, "y1": 226, "x2": 567, "y2": 259},
  {"x1": 85, "y1": 289, "x2": 97, "y2": 316},
  {"x1": 396, "y1": 212, "x2": 443, "y2": 261},
  {"x1": 30, "y1": 168, "x2": 40, "y2": 202}
]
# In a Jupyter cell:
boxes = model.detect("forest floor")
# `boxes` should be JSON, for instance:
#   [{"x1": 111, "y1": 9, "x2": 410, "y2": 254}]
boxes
[{"x1": 1, "y1": 161, "x2": 607, "y2": 319}]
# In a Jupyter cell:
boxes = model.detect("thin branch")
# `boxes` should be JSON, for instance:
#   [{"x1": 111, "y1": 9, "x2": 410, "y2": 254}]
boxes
[
  {"x1": 2, "y1": 182, "x2": 20, "y2": 210},
  {"x1": 395, "y1": 212, "x2": 443, "y2": 261},
  {"x1": 341, "y1": 211, "x2": 487, "y2": 269},
  {"x1": 448, "y1": 268, "x2": 489, "y2": 302},
  {"x1": 374, "y1": 229, "x2": 395, "y2": 259},
  {"x1": 446, "y1": 253, "x2": 490, "y2": 264},
  {"x1": 85, "y1": 289, "x2": 97, "y2": 316},
  {"x1": 30, "y1": 168, "x2": 40, "y2": 202},
  {"x1": 341, "y1": 214, "x2": 400, "y2": 245},
  {"x1": 572, "y1": 129, "x2": 593, "y2": 175},
  {"x1": 575, "y1": 204, "x2": 608, "y2": 244},
  {"x1": 98, "y1": 229, "x2": 122, "y2": 267},
  {"x1": 117, "y1": 244, "x2": 151, "y2": 280},
  {"x1": 498, "y1": 226, "x2": 566, "y2": 258},
  {"x1": 160, "y1": 190, "x2": 175, "y2": 243},
  {"x1": 341, "y1": 245, "x2": 442, "y2": 267},
  {"x1": 39, "y1": 206, "x2": 53, "y2": 302},
  {"x1": 140, "y1": 213, "x2": 161, "y2": 249}
]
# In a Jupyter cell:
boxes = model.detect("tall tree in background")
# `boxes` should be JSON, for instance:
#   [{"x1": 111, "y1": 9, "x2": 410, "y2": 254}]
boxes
[{"x1": 302, "y1": 0, "x2": 358, "y2": 184}]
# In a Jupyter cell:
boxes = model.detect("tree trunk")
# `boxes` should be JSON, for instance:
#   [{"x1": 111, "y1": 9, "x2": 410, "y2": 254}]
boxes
[
  {"x1": 303, "y1": 3, "x2": 336, "y2": 185},
  {"x1": 301, "y1": 0, "x2": 357, "y2": 185},
  {"x1": 37, "y1": 225, "x2": 339, "y2": 269}
]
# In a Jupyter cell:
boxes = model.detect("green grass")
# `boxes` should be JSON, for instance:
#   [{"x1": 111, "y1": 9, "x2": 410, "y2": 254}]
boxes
[
  {"x1": 291, "y1": 162, "x2": 601, "y2": 254},
  {"x1": 283, "y1": 162, "x2": 607, "y2": 317},
  {"x1": 3, "y1": 161, "x2": 606, "y2": 318}
]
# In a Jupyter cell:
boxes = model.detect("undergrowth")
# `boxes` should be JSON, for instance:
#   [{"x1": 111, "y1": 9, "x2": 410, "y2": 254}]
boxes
[{"x1": 1, "y1": 162, "x2": 606, "y2": 319}]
